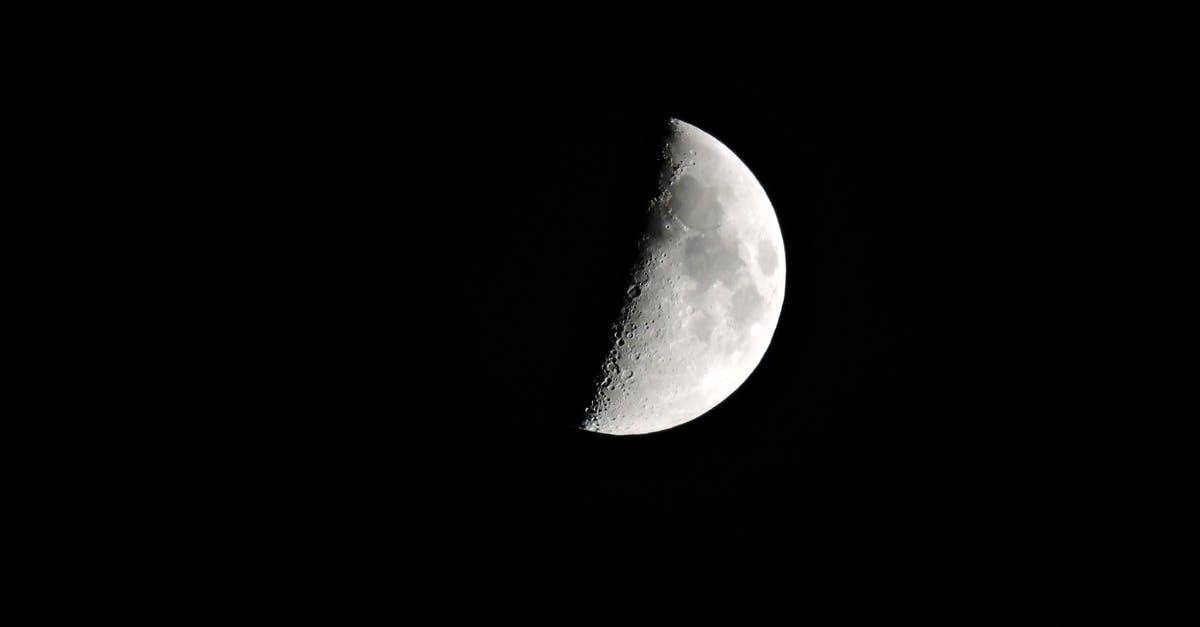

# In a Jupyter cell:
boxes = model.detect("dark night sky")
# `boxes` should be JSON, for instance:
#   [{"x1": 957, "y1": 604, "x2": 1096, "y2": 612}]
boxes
[
  {"x1": 116, "y1": 18, "x2": 1174, "y2": 598},
  {"x1": 80, "y1": 19, "x2": 1154, "y2": 599}
]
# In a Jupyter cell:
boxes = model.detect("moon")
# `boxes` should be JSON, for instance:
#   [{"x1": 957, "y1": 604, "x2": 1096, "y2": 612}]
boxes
[{"x1": 581, "y1": 119, "x2": 786, "y2": 436}]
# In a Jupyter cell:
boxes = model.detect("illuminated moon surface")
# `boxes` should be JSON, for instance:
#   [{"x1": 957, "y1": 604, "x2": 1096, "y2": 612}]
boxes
[{"x1": 581, "y1": 119, "x2": 786, "y2": 436}]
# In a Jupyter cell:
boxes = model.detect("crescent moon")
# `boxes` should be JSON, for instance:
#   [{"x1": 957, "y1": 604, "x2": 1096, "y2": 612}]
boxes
[{"x1": 581, "y1": 119, "x2": 786, "y2": 435}]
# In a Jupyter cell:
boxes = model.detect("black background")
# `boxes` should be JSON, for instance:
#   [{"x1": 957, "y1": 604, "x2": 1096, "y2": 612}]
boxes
[
  {"x1": 56, "y1": 16, "x2": 1173, "y2": 604},
  {"x1": 46, "y1": 16, "x2": 1166, "y2": 606}
]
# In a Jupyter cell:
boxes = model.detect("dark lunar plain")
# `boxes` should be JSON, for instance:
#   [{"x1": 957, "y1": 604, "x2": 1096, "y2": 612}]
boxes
[{"x1": 209, "y1": 78, "x2": 1072, "y2": 566}]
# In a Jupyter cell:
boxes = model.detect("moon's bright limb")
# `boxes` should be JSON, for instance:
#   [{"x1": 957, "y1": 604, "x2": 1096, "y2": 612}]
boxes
[{"x1": 581, "y1": 119, "x2": 786, "y2": 436}]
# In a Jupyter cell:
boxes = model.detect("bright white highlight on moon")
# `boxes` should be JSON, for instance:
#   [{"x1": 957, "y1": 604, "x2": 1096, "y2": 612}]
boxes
[{"x1": 581, "y1": 119, "x2": 786, "y2": 436}]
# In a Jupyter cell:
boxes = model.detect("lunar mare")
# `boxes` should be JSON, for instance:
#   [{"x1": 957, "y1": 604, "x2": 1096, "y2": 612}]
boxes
[{"x1": 581, "y1": 119, "x2": 786, "y2": 435}]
